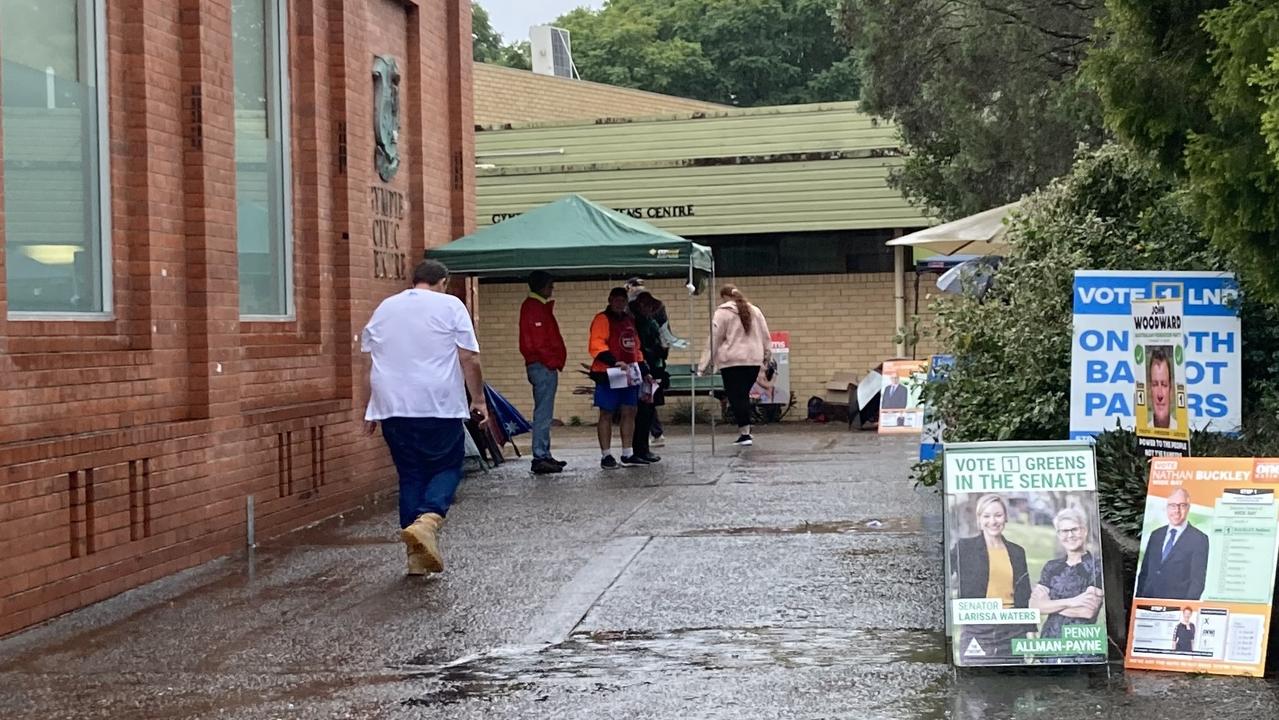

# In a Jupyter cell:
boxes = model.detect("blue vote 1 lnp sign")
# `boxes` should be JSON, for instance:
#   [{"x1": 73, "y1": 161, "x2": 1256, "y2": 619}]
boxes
[{"x1": 1069, "y1": 271, "x2": 1241, "y2": 439}]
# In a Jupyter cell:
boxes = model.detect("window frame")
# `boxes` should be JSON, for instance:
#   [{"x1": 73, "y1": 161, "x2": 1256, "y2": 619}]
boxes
[
  {"x1": 5, "y1": 0, "x2": 113, "y2": 321},
  {"x1": 236, "y1": 0, "x2": 294, "y2": 322}
]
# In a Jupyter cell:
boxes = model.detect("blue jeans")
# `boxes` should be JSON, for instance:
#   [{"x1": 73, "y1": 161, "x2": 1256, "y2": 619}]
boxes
[
  {"x1": 526, "y1": 363, "x2": 559, "y2": 460},
  {"x1": 380, "y1": 417, "x2": 465, "y2": 528}
]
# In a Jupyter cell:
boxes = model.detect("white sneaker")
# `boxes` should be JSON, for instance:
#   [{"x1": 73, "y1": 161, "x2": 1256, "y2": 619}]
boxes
[{"x1": 651, "y1": 435, "x2": 666, "y2": 447}]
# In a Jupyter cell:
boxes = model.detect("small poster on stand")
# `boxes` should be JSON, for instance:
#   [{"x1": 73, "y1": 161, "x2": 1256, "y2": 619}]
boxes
[{"x1": 878, "y1": 359, "x2": 928, "y2": 435}]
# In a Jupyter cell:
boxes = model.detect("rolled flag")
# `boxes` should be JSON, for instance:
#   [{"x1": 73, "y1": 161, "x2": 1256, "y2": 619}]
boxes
[{"x1": 483, "y1": 384, "x2": 532, "y2": 446}]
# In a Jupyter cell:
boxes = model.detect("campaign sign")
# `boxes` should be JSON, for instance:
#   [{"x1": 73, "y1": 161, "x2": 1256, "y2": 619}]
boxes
[
  {"x1": 944, "y1": 441, "x2": 1108, "y2": 666},
  {"x1": 752, "y1": 332, "x2": 790, "y2": 404},
  {"x1": 1125, "y1": 457, "x2": 1279, "y2": 677},
  {"x1": 879, "y1": 359, "x2": 928, "y2": 435},
  {"x1": 920, "y1": 354, "x2": 956, "y2": 461},
  {"x1": 1132, "y1": 298, "x2": 1191, "y2": 457},
  {"x1": 1069, "y1": 271, "x2": 1240, "y2": 439}
]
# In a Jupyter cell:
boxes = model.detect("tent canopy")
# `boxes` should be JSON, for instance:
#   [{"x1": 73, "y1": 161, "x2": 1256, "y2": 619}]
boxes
[
  {"x1": 428, "y1": 194, "x2": 713, "y2": 277},
  {"x1": 885, "y1": 201, "x2": 1019, "y2": 256}
]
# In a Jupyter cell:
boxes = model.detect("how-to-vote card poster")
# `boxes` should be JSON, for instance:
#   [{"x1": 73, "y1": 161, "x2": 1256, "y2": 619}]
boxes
[
  {"x1": 1069, "y1": 270, "x2": 1240, "y2": 440},
  {"x1": 944, "y1": 441, "x2": 1108, "y2": 666},
  {"x1": 920, "y1": 355, "x2": 956, "y2": 462},
  {"x1": 751, "y1": 332, "x2": 790, "y2": 404},
  {"x1": 1132, "y1": 297, "x2": 1191, "y2": 457},
  {"x1": 879, "y1": 359, "x2": 928, "y2": 435},
  {"x1": 1125, "y1": 457, "x2": 1279, "y2": 677}
]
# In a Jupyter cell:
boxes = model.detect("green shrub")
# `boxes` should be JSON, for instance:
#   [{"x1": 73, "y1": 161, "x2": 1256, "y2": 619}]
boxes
[
  {"x1": 922, "y1": 145, "x2": 1222, "y2": 450},
  {"x1": 915, "y1": 145, "x2": 1279, "y2": 521}
]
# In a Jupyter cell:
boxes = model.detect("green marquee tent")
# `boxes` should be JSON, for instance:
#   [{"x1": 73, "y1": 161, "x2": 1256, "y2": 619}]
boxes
[
  {"x1": 427, "y1": 194, "x2": 713, "y2": 277},
  {"x1": 427, "y1": 194, "x2": 720, "y2": 470}
]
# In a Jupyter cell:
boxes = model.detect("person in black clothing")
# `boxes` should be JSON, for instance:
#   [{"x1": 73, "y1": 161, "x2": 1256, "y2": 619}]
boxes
[
  {"x1": 1031, "y1": 507, "x2": 1105, "y2": 664},
  {"x1": 626, "y1": 278, "x2": 685, "y2": 447},
  {"x1": 1174, "y1": 608, "x2": 1197, "y2": 652},
  {"x1": 950, "y1": 494, "x2": 1036, "y2": 665},
  {"x1": 629, "y1": 291, "x2": 666, "y2": 463}
]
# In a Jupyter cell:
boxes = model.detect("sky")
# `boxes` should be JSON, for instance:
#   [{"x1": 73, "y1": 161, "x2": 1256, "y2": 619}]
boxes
[{"x1": 480, "y1": 0, "x2": 604, "y2": 44}]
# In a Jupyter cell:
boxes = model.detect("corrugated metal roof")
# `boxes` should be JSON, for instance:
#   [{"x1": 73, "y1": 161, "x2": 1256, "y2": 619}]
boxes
[
  {"x1": 473, "y1": 63, "x2": 726, "y2": 126},
  {"x1": 475, "y1": 103, "x2": 932, "y2": 236}
]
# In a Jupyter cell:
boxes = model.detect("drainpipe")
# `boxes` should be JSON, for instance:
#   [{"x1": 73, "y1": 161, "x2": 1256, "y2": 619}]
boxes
[{"x1": 893, "y1": 232, "x2": 906, "y2": 357}]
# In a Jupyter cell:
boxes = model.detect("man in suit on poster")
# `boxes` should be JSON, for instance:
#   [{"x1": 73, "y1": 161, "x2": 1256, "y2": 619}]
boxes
[
  {"x1": 1135, "y1": 488, "x2": 1210, "y2": 601},
  {"x1": 881, "y1": 374, "x2": 908, "y2": 409}
]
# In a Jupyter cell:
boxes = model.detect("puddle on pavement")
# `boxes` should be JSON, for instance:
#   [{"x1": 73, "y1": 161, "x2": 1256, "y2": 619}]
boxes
[
  {"x1": 677, "y1": 517, "x2": 921, "y2": 537},
  {"x1": 399, "y1": 626, "x2": 946, "y2": 706}
]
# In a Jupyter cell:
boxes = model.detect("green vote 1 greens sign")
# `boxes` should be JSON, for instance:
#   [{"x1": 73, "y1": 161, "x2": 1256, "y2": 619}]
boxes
[{"x1": 944, "y1": 441, "x2": 1109, "y2": 667}]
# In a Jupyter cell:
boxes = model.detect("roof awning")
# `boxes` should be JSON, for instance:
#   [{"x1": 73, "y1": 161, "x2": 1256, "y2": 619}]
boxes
[{"x1": 886, "y1": 201, "x2": 1019, "y2": 255}]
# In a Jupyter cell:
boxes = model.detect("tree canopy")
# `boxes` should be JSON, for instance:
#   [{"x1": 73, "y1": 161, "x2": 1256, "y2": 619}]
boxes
[
  {"x1": 472, "y1": 2, "x2": 531, "y2": 69},
  {"x1": 1087, "y1": 0, "x2": 1279, "y2": 299},
  {"x1": 838, "y1": 0, "x2": 1106, "y2": 220},
  {"x1": 551, "y1": 0, "x2": 860, "y2": 107}
]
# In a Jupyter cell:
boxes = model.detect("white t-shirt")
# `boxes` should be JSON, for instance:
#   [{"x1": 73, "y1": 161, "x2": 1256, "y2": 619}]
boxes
[{"x1": 362, "y1": 288, "x2": 480, "y2": 421}]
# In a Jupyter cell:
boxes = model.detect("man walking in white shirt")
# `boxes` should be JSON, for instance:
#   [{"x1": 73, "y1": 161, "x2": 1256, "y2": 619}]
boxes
[{"x1": 362, "y1": 260, "x2": 487, "y2": 575}]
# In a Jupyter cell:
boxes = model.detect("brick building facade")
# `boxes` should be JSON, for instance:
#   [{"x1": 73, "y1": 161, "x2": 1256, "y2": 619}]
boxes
[{"x1": 0, "y1": 0, "x2": 474, "y2": 636}]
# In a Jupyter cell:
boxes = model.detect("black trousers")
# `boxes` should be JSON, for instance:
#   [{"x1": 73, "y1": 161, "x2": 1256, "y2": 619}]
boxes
[
  {"x1": 633, "y1": 401, "x2": 655, "y2": 455},
  {"x1": 720, "y1": 365, "x2": 760, "y2": 429}
]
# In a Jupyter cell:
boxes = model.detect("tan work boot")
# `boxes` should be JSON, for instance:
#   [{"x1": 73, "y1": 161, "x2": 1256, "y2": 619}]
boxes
[
  {"x1": 401, "y1": 512, "x2": 445, "y2": 573},
  {"x1": 406, "y1": 546, "x2": 430, "y2": 576}
]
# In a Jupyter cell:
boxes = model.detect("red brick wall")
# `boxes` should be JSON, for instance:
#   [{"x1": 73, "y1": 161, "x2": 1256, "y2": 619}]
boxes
[{"x1": 0, "y1": 0, "x2": 474, "y2": 636}]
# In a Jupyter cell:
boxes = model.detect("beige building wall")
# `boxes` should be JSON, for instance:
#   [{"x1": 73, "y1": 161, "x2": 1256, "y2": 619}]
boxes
[{"x1": 478, "y1": 273, "x2": 937, "y2": 424}]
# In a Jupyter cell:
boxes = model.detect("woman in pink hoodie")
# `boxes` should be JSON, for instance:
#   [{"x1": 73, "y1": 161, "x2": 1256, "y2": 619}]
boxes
[{"x1": 700, "y1": 284, "x2": 771, "y2": 446}]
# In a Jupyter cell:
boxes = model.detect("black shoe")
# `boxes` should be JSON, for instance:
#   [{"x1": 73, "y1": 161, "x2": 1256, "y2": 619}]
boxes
[
  {"x1": 619, "y1": 454, "x2": 649, "y2": 467},
  {"x1": 601, "y1": 455, "x2": 619, "y2": 469},
  {"x1": 548, "y1": 456, "x2": 568, "y2": 468},
  {"x1": 532, "y1": 458, "x2": 562, "y2": 475},
  {"x1": 639, "y1": 452, "x2": 661, "y2": 463},
  {"x1": 734, "y1": 434, "x2": 754, "y2": 446}
]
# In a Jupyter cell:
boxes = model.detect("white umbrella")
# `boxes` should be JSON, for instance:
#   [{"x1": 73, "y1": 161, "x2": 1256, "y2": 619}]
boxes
[
  {"x1": 936, "y1": 256, "x2": 1003, "y2": 296},
  {"x1": 857, "y1": 371, "x2": 883, "y2": 410},
  {"x1": 887, "y1": 201, "x2": 1020, "y2": 255}
]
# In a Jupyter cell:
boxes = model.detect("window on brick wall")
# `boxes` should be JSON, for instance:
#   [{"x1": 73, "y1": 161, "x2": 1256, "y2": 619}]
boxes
[
  {"x1": 705, "y1": 230, "x2": 901, "y2": 277},
  {"x1": 1, "y1": 0, "x2": 111, "y2": 316},
  {"x1": 233, "y1": 0, "x2": 292, "y2": 318}
]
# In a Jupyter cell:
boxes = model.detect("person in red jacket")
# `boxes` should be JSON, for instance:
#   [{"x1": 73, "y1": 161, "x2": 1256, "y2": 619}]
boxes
[{"x1": 520, "y1": 271, "x2": 568, "y2": 474}]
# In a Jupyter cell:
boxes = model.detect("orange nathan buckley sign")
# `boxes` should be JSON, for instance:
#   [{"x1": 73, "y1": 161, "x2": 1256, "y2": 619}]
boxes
[{"x1": 1125, "y1": 457, "x2": 1279, "y2": 677}]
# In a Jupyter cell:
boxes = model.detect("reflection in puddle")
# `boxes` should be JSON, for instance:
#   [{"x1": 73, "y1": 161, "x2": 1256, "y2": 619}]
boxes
[
  {"x1": 677, "y1": 518, "x2": 921, "y2": 537},
  {"x1": 400, "y1": 627, "x2": 946, "y2": 706}
]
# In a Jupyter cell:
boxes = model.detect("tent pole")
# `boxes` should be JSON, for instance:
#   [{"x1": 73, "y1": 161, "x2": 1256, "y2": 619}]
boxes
[
  {"x1": 688, "y1": 257, "x2": 696, "y2": 473},
  {"x1": 709, "y1": 265, "x2": 716, "y2": 457}
]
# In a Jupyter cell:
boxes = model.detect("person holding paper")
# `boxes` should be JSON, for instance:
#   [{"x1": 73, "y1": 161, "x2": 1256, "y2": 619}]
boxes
[
  {"x1": 1135, "y1": 487, "x2": 1209, "y2": 601},
  {"x1": 950, "y1": 495, "x2": 1036, "y2": 664},
  {"x1": 630, "y1": 291, "x2": 665, "y2": 464},
  {"x1": 626, "y1": 278, "x2": 685, "y2": 447},
  {"x1": 1030, "y1": 507, "x2": 1104, "y2": 661},
  {"x1": 588, "y1": 288, "x2": 648, "y2": 469}
]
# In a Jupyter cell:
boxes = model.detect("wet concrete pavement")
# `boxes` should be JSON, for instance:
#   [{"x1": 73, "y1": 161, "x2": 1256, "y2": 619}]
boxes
[{"x1": 2, "y1": 425, "x2": 1278, "y2": 718}]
